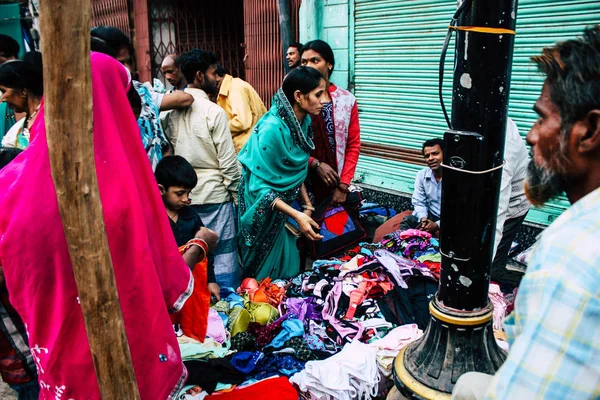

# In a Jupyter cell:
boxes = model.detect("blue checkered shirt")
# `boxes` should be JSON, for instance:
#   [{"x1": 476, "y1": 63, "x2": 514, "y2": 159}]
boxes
[{"x1": 485, "y1": 187, "x2": 600, "y2": 399}]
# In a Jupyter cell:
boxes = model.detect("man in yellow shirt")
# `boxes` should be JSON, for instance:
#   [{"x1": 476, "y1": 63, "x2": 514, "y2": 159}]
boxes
[{"x1": 215, "y1": 69, "x2": 267, "y2": 153}]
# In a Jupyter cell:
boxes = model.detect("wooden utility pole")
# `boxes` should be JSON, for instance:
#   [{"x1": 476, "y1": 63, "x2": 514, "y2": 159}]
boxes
[
  {"x1": 277, "y1": 0, "x2": 293, "y2": 74},
  {"x1": 38, "y1": 0, "x2": 141, "y2": 398}
]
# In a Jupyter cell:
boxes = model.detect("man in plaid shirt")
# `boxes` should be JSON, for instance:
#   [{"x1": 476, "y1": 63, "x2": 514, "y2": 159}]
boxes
[{"x1": 452, "y1": 26, "x2": 600, "y2": 400}]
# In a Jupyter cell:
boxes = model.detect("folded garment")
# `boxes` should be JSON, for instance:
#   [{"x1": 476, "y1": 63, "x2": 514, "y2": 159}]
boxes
[
  {"x1": 206, "y1": 308, "x2": 228, "y2": 344},
  {"x1": 179, "y1": 336, "x2": 229, "y2": 360}
]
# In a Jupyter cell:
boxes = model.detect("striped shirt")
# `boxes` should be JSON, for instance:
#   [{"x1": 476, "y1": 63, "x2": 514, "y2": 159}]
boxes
[{"x1": 485, "y1": 186, "x2": 600, "y2": 399}]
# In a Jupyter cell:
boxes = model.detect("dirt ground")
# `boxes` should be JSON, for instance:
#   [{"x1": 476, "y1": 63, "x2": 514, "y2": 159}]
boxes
[{"x1": 0, "y1": 379, "x2": 17, "y2": 399}]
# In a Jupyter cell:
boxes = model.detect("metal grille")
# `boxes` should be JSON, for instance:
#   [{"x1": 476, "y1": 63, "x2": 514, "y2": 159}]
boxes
[
  {"x1": 149, "y1": 0, "x2": 246, "y2": 83},
  {"x1": 91, "y1": 0, "x2": 131, "y2": 38},
  {"x1": 243, "y1": 0, "x2": 301, "y2": 106}
]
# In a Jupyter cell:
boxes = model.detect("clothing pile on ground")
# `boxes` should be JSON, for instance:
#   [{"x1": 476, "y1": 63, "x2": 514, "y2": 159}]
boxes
[{"x1": 176, "y1": 229, "x2": 516, "y2": 400}]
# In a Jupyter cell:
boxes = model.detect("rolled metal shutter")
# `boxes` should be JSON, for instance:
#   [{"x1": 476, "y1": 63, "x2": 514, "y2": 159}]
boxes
[
  {"x1": 353, "y1": 0, "x2": 599, "y2": 226},
  {"x1": 91, "y1": 0, "x2": 132, "y2": 38}
]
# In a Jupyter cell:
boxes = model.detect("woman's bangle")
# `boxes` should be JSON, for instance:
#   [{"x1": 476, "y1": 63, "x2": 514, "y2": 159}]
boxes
[
  {"x1": 312, "y1": 160, "x2": 321, "y2": 170},
  {"x1": 271, "y1": 197, "x2": 281, "y2": 210},
  {"x1": 183, "y1": 239, "x2": 208, "y2": 262},
  {"x1": 301, "y1": 204, "x2": 315, "y2": 211}
]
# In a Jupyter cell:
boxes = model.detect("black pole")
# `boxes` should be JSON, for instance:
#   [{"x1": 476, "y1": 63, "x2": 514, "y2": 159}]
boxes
[
  {"x1": 277, "y1": 0, "x2": 293, "y2": 74},
  {"x1": 438, "y1": 0, "x2": 517, "y2": 310},
  {"x1": 394, "y1": 0, "x2": 518, "y2": 396}
]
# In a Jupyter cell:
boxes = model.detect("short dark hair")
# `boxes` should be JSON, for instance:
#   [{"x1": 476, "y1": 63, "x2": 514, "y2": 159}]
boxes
[
  {"x1": 301, "y1": 40, "x2": 335, "y2": 75},
  {"x1": 155, "y1": 155, "x2": 198, "y2": 190},
  {"x1": 215, "y1": 63, "x2": 228, "y2": 77},
  {"x1": 0, "y1": 53, "x2": 44, "y2": 98},
  {"x1": 180, "y1": 49, "x2": 218, "y2": 83},
  {"x1": 531, "y1": 25, "x2": 600, "y2": 132},
  {"x1": 0, "y1": 148, "x2": 23, "y2": 170},
  {"x1": 289, "y1": 42, "x2": 303, "y2": 51},
  {"x1": 281, "y1": 66, "x2": 324, "y2": 105},
  {"x1": 90, "y1": 26, "x2": 133, "y2": 56},
  {"x1": 91, "y1": 36, "x2": 118, "y2": 58},
  {"x1": 422, "y1": 138, "x2": 444, "y2": 154},
  {"x1": 0, "y1": 34, "x2": 20, "y2": 59}
]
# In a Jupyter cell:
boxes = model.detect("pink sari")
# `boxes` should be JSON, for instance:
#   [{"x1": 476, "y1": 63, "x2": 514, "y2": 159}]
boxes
[{"x1": 0, "y1": 53, "x2": 193, "y2": 399}]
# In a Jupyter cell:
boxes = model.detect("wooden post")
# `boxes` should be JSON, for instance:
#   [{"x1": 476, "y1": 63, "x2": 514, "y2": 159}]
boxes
[
  {"x1": 277, "y1": 0, "x2": 293, "y2": 74},
  {"x1": 38, "y1": 0, "x2": 141, "y2": 398}
]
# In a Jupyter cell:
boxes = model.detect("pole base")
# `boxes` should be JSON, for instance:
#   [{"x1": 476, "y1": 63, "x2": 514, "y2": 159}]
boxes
[{"x1": 393, "y1": 299, "x2": 506, "y2": 398}]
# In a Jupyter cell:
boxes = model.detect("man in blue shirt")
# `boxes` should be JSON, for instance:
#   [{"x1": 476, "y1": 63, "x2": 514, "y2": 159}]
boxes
[
  {"x1": 401, "y1": 138, "x2": 443, "y2": 234},
  {"x1": 452, "y1": 25, "x2": 600, "y2": 400}
]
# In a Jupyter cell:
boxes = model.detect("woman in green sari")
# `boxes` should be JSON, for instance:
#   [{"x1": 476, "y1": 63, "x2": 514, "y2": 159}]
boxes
[{"x1": 238, "y1": 67, "x2": 327, "y2": 280}]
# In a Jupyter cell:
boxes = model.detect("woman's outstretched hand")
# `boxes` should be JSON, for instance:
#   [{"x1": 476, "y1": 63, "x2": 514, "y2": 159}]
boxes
[{"x1": 294, "y1": 211, "x2": 324, "y2": 241}]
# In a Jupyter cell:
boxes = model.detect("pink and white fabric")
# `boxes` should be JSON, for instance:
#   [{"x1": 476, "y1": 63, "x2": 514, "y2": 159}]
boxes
[
  {"x1": 329, "y1": 85, "x2": 356, "y2": 176},
  {"x1": 399, "y1": 229, "x2": 432, "y2": 240},
  {"x1": 0, "y1": 53, "x2": 193, "y2": 399},
  {"x1": 368, "y1": 324, "x2": 423, "y2": 377},
  {"x1": 206, "y1": 309, "x2": 228, "y2": 344}
]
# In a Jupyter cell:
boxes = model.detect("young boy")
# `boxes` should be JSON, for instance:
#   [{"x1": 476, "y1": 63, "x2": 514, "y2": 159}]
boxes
[{"x1": 155, "y1": 155, "x2": 220, "y2": 300}]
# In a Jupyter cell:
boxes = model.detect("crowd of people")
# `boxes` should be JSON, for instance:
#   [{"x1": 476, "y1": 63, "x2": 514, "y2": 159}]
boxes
[{"x1": 0, "y1": 21, "x2": 598, "y2": 400}]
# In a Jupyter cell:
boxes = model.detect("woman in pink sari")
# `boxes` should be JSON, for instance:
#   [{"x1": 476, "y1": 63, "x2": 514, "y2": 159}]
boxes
[{"x1": 0, "y1": 52, "x2": 193, "y2": 399}]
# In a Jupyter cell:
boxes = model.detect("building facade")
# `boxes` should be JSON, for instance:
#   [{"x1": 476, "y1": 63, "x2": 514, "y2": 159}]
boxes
[{"x1": 300, "y1": 0, "x2": 599, "y2": 227}]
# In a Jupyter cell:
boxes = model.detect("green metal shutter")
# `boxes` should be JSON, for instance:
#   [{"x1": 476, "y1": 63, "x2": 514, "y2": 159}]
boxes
[{"x1": 352, "y1": 0, "x2": 600, "y2": 226}]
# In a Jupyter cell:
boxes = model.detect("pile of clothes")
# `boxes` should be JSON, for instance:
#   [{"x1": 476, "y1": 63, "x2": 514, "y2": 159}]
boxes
[{"x1": 176, "y1": 229, "x2": 516, "y2": 400}]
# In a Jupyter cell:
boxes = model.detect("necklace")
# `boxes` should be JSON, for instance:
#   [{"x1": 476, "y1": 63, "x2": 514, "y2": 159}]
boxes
[
  {"x1": 167, "y1": 210, "x2": 179, "y2": 222},
  {"x1": 25, "y1": 104, "x2": 41, "y2": 130}
]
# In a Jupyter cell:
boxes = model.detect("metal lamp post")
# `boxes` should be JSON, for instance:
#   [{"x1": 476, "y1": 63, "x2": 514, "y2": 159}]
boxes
[{"x1": 393, "y1": 0, "x2": 518, "y2": 397}]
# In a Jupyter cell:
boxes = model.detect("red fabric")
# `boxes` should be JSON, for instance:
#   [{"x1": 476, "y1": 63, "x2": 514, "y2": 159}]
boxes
[
  {"x1": 373, "y1": 210, "x2": 414, "y2": 243},
  {"x1": 324, "y1": 208, "x2": 350, "y2": 236},
  {"x1": 422, "y1": 261, "x2": 441, "y2": 279},
  {"x1": 0, "y1": 292, "x2": 32, "y2": 385},
  {"x1": 171, "y1": 255, "x2": 210, "y2": 342},
  {"x1": 0, "y1": 53, "x2": 192, "y2": 399},
  {"x1": 205, "y1": 377, "x2": 298, "y2": 400},
  {"x1": 0, "y1": 334, "x2": 30, "y2": 385}
]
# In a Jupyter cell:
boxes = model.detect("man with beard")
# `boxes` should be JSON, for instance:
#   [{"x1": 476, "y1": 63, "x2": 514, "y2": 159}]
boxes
[
  {"x1": 452, "y1": 26, "x2": 600, "y2": 400},
  {"x1": 162, "y1": 48, "x2": 242, "y2": 289},
  {"x1": 400, "y1": 138, "x2": 444, "y2": 234},
  {"x1": 286, "y1": 42, "x2": 303, "y2": 69}
]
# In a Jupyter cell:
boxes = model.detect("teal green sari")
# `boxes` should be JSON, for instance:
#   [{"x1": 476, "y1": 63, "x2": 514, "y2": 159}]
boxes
[{"x1": 237, "y1": 89, "x2": 314, "y2": 280}]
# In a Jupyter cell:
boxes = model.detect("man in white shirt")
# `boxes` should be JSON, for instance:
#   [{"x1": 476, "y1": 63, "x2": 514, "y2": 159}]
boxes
[
  {"x1": 491, "y1": 118, "x2": 530, "y2": 286},
  {"x1": 164, "y1": 48, "x2": 242, "y2": 289}
]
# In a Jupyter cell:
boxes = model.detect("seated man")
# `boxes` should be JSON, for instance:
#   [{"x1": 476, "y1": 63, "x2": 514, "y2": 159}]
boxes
[{"x1": 400, "y1": 138, "x2": 443, "y2": 234}]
